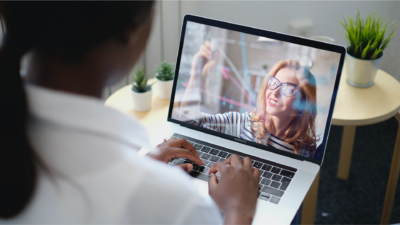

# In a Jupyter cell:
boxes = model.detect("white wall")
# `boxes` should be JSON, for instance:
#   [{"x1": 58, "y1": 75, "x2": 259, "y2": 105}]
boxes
[
  {"x1": 3, "y1": 1, "x2": 398, "y2": 99},
  {"x1": 187, "y1": 1, "x2": 400, "y2": 81},
  {"x1": 110, "y1": 0, "x2": 400, "y2": 99},
  {"x1": 107, "y1": 0, "x2": 183, "y2": 100}
]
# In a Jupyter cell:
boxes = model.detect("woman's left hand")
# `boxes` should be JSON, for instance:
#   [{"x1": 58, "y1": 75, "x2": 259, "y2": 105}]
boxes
[{"x1": 148, "y1": 138, "x2": 204, "y2": 172}]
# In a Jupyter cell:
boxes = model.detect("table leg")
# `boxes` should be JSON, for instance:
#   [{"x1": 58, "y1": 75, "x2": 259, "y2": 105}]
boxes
[
  {"x1": 337, "y1": 126, "x2": 356, "y2": 180},
  {"x1": 380, "y1": 113, "x2": 400, "y2": 224},
  {"x1": 301, "y1": 173, "x2": 320, "y2": 225}
]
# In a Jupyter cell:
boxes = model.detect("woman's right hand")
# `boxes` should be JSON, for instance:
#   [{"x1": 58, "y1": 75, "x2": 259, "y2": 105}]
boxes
[
  {"x1": 208, "y1": 155, "x2": 260, "y2": 225},
  {"x1": 191, "y1": 41, "x2": 218, "y2": 77}
]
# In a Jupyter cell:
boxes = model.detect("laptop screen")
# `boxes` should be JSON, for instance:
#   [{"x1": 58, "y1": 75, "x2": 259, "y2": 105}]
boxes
[{"x1": 169, "y1": 15, "x2": 345, "y2": 164}]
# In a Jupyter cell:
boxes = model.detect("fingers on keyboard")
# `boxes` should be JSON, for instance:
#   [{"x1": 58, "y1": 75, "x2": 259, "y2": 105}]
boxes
[{"x1": 169, "y1": 136, "x2": 296, "y2": 205}]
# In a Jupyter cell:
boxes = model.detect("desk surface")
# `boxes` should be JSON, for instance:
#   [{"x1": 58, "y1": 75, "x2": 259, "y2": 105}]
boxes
[
  {"x1": 332, "y1": 69, "x2": 400, "y2": 126},
  {"x1": 104, "y1": 85, "x2": 170, "y2": 137}
]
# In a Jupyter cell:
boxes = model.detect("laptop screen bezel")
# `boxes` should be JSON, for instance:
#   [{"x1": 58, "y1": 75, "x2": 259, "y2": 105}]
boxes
[{"x1": 167, "y1": 14, "x2": 346, "y2": 166}]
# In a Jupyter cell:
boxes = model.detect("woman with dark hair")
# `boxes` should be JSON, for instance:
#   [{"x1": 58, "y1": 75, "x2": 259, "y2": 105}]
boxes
[{"x1": 0, "y1": 2, "x2": 259, "y2": 224}]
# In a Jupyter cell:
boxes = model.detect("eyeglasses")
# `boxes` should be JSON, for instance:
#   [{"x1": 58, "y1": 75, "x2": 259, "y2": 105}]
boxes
[{"x1": 266, "y1": 76, "x2": 299, "y2": 97}]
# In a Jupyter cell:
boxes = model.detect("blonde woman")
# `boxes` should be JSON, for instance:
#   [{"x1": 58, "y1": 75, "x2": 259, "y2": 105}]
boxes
[{"x1": 180, "y1": 43, "x2": 319, "y2": 158}]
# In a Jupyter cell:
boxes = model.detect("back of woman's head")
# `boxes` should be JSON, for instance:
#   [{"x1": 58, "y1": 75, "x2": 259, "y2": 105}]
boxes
[{"x1": 0, "y1": 1, "x2": 154, "y2": 219}]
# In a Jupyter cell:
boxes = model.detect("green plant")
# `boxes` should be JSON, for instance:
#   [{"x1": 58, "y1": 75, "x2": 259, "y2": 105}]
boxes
[
  {"x1": 155, "y1": 61, "x2": 174, "y2": 81},
  {"x1": 339, "y1": 11, "x2": 398, "y2": 59},
  {"x1": 131, "y1": 68, "x2": 154, "y2": 93}
]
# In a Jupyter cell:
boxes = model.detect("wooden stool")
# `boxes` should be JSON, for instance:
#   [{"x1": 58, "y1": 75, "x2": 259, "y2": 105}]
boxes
[{"x1": 301, "y1": 69, "x2": 400, "y2": 224}]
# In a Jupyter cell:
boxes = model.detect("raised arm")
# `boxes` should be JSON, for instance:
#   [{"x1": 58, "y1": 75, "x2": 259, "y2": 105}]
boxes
[{"x1": 178, "y1": 41, "x2": 218, "y2": 121}]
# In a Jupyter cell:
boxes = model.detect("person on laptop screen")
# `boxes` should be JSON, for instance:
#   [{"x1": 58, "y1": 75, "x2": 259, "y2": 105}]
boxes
[{"x1": 178, "y1": 42, "x2": 320, "y2": 159}]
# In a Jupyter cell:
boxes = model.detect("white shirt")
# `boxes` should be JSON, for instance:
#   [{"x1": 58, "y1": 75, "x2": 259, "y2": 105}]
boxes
[{"x1": 3, "y1": 84, "x2": 222, "y2": 224}]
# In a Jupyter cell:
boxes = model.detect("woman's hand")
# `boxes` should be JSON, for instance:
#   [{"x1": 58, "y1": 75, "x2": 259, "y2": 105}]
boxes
[
  {"x1": 191, "y1": 41, "x2": 219, "y2": 78},
  {"x1": 147, "y1": 138, "x2": 204, "y2": 172},
  {"x1": 208, "y1": 154, "x2": 260, "y2": 225},
  {"x1": 179, "y1": 41, "x2": 220, "y2": 120}
]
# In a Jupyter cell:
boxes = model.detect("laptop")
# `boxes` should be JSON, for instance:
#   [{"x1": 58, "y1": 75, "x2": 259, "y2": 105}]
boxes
[{"x1": 146, "y1": 15, "x2": 346, "y2": 224}]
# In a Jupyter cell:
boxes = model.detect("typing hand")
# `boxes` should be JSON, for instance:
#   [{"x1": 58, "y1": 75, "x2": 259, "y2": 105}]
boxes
[
  {"x1": 148, "y1": 138, "x2": 204, "y2": 172},
  {"x1": 208, "y1": 154, "x2": 260, "y2": 225}
]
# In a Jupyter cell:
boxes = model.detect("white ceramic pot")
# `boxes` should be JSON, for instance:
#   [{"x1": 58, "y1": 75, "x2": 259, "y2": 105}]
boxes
[
  {"x1": 156, "y1": 78, "x2": 174, "y2": 99},
  {"x1": 131, "y1": 86, "x2": 152, "y2": 111},
  {"x1": 345, "y1": 51, "x2": 383, "y2": 88}
]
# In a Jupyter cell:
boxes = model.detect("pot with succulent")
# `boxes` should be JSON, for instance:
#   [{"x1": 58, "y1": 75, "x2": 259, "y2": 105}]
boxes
[
  {"x1": 339, "y1": 11, "x2": 397, "y2": 88},
  {"x1": 130, "y1": 68, "x2": 154, "y2": 111},
  {"x1": 155, "y1": 61, "x2": 174, "y2": 99}
]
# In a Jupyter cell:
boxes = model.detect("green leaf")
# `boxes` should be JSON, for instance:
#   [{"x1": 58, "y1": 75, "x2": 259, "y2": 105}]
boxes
[
  {"x1": 338, "y1": 10, "x2": 398, "y2": 59},
  {"x1": 369, "y1": 38, "x2": 379, "y2": 54},
  {"x1": 381, "y1": 23, "x2": 398, "y2": 50},
  {"x1": 361, "y1": 40, "x2": 371, "y2": 59},
  {"x1": 130, "y1": 67, "x2": 152, "y2": 93},
  {"x1": 380, "y1": 38, "x2": 390, "y2": 51},
  {"x1": 370, "y1": 49, "x2": 383, "y2": 59},
  {"x1": 155, "y1": 61, "x2": 175, "y2": 81},
  {"x1": 339, "y1": 20, "x2": 347, "y2": 30},
  {"x1": 354, "y1": 42, "x2": 363, "y2": 57}
]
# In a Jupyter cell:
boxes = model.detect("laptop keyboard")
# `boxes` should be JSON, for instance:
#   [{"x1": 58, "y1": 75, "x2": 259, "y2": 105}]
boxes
[{"x1": 168, "y1": 134, "x2": 297, "y2": 205}]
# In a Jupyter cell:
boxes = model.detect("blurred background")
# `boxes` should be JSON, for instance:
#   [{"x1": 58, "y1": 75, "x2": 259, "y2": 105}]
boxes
[
  {"x1": 117, "y1": 0, "x2": 400, "y2": 100},
  {"x1": 112, "y1": 0, "x2": 400, "y2": 98},
  {"x1": 3, "y1": 1, "x2": 399, "y2": 100}
]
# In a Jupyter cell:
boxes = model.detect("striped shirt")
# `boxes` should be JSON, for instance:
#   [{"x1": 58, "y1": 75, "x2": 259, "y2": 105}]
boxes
[{"x1": 187, "y1": 111, "x2": 313, "y2": 157}]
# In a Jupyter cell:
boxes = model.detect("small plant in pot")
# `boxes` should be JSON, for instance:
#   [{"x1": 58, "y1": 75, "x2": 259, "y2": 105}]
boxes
[
  {"x1": 131, "y1": 68, "x2": 154, "y2": 111},
  {"x1": 339, "y1": 11, "x2": 397, "y2": 88},
  {"x1": 155, "y1": 61, "x2": 174, "y2": 99}
]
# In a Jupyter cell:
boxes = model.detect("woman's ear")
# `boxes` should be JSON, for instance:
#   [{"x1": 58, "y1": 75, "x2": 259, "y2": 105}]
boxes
[
  {"x1": 117, "y1": 9, "x2": 154, "y2": 47},
  {"x1": 117, "y1": 28, "x2": 140, "y2": 45}
]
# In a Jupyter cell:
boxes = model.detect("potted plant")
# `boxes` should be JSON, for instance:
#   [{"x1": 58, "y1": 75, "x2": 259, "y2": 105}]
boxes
[
  {"x1": 155, "y1": 61, "x2": 174, "y2": 99},
  {"x1": 131, "y1": 68, "x2": 154, "y2": 111},
  {"x1": 339, "y1": 11, "x2": 397, "y2": 88}
]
